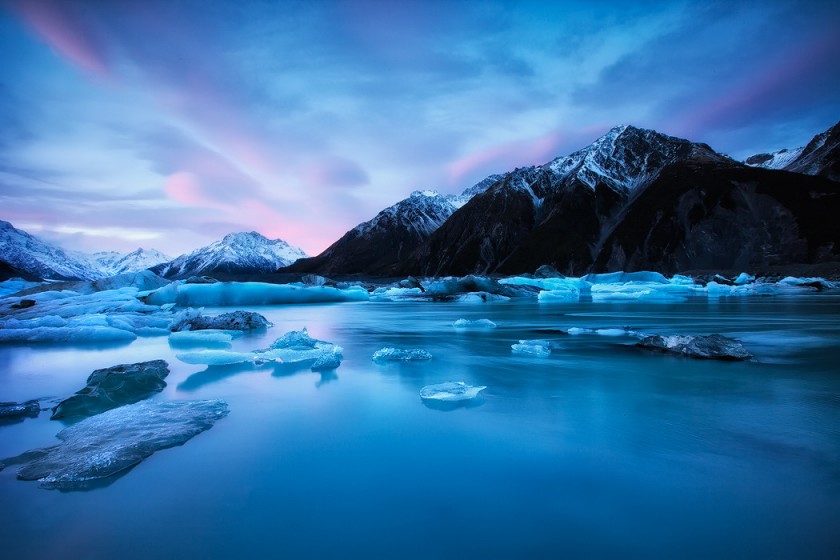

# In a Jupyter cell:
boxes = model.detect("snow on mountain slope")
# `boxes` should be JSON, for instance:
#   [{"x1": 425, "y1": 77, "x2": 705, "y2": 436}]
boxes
[
  {"x1": 0, "y1": 220, "x2": 105, "y2": 280},
  {"x1": 153, "y1": 232, "x2": 307, "y2": 279},
  {"x1": 744, "y1": 148, "x2": 804, "y2": 170},
  {"x1": 545, "y1": 125, "x2": 729, "y2": 191},
  {"x1": 103, "y1": 248, "x2": 172, "y2": 275}
]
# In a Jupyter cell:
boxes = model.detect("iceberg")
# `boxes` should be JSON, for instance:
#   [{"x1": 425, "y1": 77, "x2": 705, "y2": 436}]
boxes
[
  {"x1": 420, "y1": 382, "x2": 487, "y2": 401},
  {"x1": 51, "y1": 360, "x2": 170, "y2": 420},
  {"x1": 636, "y1": 334, "x2": 752, "y2": 361},
  {"x1": 453, "y1": 318, "x2": 497, "y2": 329},
  {"x1": 372, "y1": 348, "x2": 433, "y2": 362},
  {"x1": 169, "y1": 309, "x2": 271, "y2": 332},
  {"x1": 566, "y1": 327, "x2": 637, "y2": 336},
  {"x1": 733, "y1": 272, "x2": 755, "y2": 285},
  {"x1": 0, "y1": 325, "x2": 137, "y2": 343},
  {"x1": 175, "y1": 328, "x2": 344, "y2": 372},
  {"x1": 1, "y1": 400, "x2": 229, "y2": 490},
  {"x1": 145, "y1": 281, "x2": 369, "y2": 306},
  {"x1": 511, "y1": 340, "x2": 551, "y2": 357}
]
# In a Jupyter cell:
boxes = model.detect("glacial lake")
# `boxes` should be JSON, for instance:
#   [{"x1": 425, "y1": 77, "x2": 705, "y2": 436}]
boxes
[{"x1": 2, "y1": 296, "x2": 839, "y2": 559}]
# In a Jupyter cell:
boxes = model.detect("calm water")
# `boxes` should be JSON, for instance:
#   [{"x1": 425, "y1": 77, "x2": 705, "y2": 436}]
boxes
[{"x1": 1, "y1": 296, "x2": 839, "y2": 559}]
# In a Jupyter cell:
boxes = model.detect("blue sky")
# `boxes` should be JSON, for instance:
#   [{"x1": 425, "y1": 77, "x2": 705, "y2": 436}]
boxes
[{"x1": 0, "y1": 0, "x2": 838, "y2": 256}]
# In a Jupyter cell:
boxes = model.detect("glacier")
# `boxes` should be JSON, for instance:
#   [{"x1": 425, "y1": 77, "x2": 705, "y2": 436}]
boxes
[{"x1": 0, "y1": 400, "x2": 229, "y2": 490}]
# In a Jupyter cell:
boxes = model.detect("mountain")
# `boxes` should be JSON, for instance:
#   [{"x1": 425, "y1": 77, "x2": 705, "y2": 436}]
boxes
[
  {"x1": 0, "y1": 220, "x2": 105, "y2": 280},
  {"x1": 285, "y1": 175, "x2": 501, "y2": 275},
  {"x1": 399, "y1": 125, "x2": 734, "y2": 275},
  {"x1": 96, "y1": 248, "x2": 172, "y2": 276},
  {"x1": 745, "y1": 121, "x2": 840, "y2": 181},
  {"x1": 152, "y1": 231, "x2": 307, "y2": 279}
]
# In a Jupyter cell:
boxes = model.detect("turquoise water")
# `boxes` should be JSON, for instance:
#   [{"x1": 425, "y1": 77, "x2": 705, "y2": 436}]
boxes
[{"x1": 1, "y1": 296, "x2": 839, "y2": 559}]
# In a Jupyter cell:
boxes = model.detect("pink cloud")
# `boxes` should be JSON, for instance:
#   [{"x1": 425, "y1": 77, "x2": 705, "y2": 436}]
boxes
[{"x1": 9, "y1": 0, "x2": 111, "y2": 79}]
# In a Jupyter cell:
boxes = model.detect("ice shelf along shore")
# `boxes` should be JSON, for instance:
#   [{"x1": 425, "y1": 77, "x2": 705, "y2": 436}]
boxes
[
  {"x1": 146, "y1": 282, "x2": 369, "y2": 306},
  {"x1": 0, "y1": 271, "x2": 837, "y2": 346}
]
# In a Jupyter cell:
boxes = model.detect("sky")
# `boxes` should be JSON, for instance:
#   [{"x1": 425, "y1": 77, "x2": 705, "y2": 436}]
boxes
[{"x1": 0, "y1": 0, "x2": 838, "y2": 257}]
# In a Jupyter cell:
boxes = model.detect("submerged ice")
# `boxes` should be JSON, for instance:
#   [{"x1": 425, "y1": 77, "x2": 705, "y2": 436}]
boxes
[
  {"x1": 636, "y1": 334, "x2": 752, "y2": 361},
  {"x1": 420, "y1": 382, "x2": 487, "y2": 401},
  {"x1": 1, "y1": 400, "x2": 229, "y2": 490},
  {"x1": 51, "y1": 360, "x2": 170, "y2": 420},
  {"x1": 372, "y1": 348, "x2": 433, "y2": 362}
]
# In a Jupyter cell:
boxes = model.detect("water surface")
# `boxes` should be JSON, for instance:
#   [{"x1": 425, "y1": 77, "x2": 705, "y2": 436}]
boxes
[{"x1": 1, "y1": 296, "x2": 839, "y2": 559}]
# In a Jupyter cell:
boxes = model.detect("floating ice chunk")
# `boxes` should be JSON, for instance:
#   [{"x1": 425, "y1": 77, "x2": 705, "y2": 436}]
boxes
[
  {"x1": 258, "y1": 328, "x2": 344, "y2": 366},
  {"x1": 169, "y1": 309, "x2": 271, "y2": 332},
  {"x1": 453, "y1": 318, "x2": 496, "y2": 329},
  {"x1": 636, "y1": 334, "x2": 752, "y2": 361},
  {"x1": 0, "y1": 400, "x2": 40, "y2": 421},
  {"x1": 566, "y1": 327, "x2": 638, "y2": 337},
  {"x1": 733, "y1": 273, "x2": 755, "y2": 285},
  {"x1": 369, "y1": 286, "x2": 425, "y2": 302},
  {"x1": 311, "y1": 348, "x2": 342, "y2": 371},
  {"x1": 145, "y1": 281, "x2": 369, "y2": 306},
  {"x1": 169, "y1": 330, "x2": 233, "y2": 348},
  {"x1": 176, "y1": 350, "x2": 256, "y2": 366},
  {"x1": 583, "y1": 271, "x2": 669, "y2": 284},
  {"x1": 511, "y1": 340, "x2": 551, "y2": 357},
  {"x1": 51, "y1": 360, "x2": 170, "y2": 420},
  {"x1": 372, "y1": 348, "x2": 433, "y2": 362},
  {"x1": 420, "y1": 382, "x2": 486, "y2": 401},
  {"x1": 1, "y1": 399, "x2": 229, "y2": 490},
  {"x1": 595, "y1": 328, "x2": 628, "y2": 336},
  {"x1": 776, "y1": 277, "x2": 835, "y2": 291},
  {"x1": 0, "y1": 326, "x2": 137, "y2": 343}
]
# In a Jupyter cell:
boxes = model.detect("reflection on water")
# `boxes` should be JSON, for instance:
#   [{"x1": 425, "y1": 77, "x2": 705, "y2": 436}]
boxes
[{"x1": 1, "y1": 296, "x2": 840, "y2": 558}]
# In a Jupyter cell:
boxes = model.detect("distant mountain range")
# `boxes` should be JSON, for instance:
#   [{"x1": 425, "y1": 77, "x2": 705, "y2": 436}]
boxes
[
  {"x1": 150, "y1": 231, "x2": 307, "y2": 279},
  {"x1": 0, "y1": 220, "x2": 164, "y2": 281},
  {"x1": 0, "y1": 223, "x2": 307, "y2": 282},
  {"x1": 3, "y1": 120, "x2": 838, "y2": 282}
]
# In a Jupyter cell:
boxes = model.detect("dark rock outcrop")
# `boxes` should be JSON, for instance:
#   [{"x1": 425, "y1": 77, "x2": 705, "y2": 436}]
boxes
[
  {"x1": 51, "y1": 360, "x2": 170, "y2": 420},
  {"x1": 0, "y1": 400, "x2": 41, "y2": 423}
]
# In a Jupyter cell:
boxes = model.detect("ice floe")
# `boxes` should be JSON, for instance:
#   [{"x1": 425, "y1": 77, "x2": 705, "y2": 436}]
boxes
[
  {"x1": 169, "y1": 309, "x2": 271, "y2": 332},
  {"x1": 0, "y1": 400, "x2": 41, "y2": 422},
  {"x1": 420, "y1": 382, "x2": 487, "y2": 401},
  {"x1": 1, "y1": 399, "x2": 229, "y2": 490},
  {"x1": 372, "y1": 348, "x2": 433, "y2": 362},
  {"x1": 175, "y1": 328, "x2": 344, "y2": 372},
  {"x1": 636, "y1": 334, "x2": 752, "y2": 361},
  {"x1": 51, "y1": 360, "x2": 170, "y2": 420},
  {"x1": 511, "y1": 339, "x2": 552, "y2": 357},
  {"x1": 453, "y1": 318, "x2": 497, "y2": 329}
]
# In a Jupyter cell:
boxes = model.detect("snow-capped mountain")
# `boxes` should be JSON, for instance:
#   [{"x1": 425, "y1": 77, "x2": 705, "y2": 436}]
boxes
[
  {"x1": 745, "y1": 121, "x2": 839, "y2": 181},
  {"x1": 544, "y1": 125, "x2": 729, "y2": 191},
  {"x1": 744, "y1": 148, "x2": 804, "y2": 170},
  {"x1": 0, "y1": 220, "x2": 106, "y2": 280},
  {"x1": 152, "y1": 231, "x2": 307, "y2": 279},
  {"x1": 286, "y1": 175, "x2": 500, "y2": 275},
  {"x1": 99, "y1": 248, "x2": 172, "y2": 276}
]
